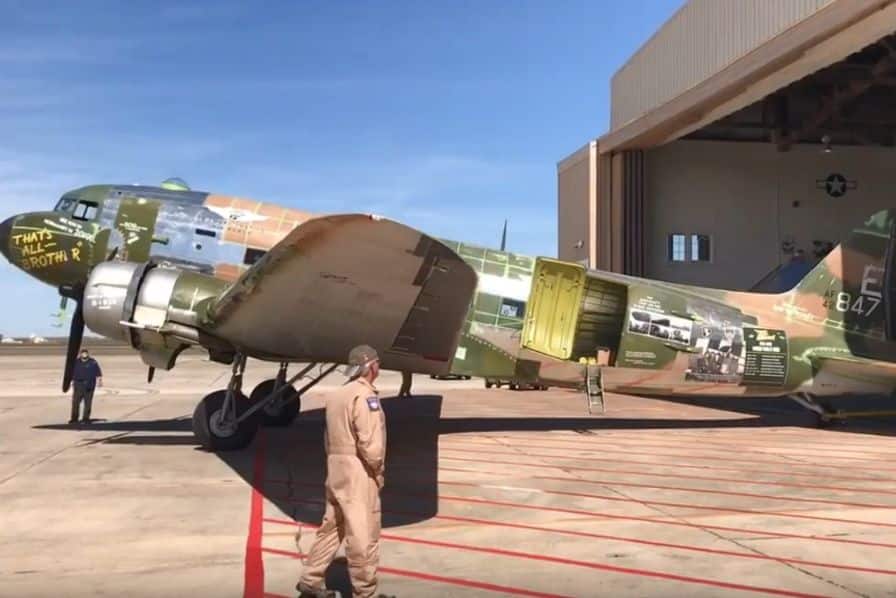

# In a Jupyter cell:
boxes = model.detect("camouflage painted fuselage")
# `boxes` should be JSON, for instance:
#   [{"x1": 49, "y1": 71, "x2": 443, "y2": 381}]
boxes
[{"x1": 3, "y1": 183, "x2": 895, "y2": 401}]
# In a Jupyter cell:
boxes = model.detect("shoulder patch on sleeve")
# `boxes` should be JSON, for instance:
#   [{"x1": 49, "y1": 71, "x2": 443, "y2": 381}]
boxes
[{"x1": 365, "y1": 396, "x2": 380, "y2": 411}]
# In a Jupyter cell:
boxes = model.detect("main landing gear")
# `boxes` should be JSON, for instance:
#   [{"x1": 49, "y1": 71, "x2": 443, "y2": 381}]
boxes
[
  {"x1": 192, "y1": 357, "x2": 339, "y2": 451},
  {"x1": 789, "y1": 391, "x2": 896, "y2": 428},
  {"x1": 788, "y1": 392, "x2": 840, "y2": 428}
]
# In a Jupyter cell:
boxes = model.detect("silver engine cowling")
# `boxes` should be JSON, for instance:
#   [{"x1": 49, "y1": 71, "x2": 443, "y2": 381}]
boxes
[{"x1": 83, "y1": 261, "x2": 228, "y2": 368}]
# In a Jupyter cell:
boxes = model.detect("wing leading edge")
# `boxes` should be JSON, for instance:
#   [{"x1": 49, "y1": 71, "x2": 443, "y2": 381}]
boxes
[{"x1": 207, "y1": 213, "x2": 478, "y2": 374}]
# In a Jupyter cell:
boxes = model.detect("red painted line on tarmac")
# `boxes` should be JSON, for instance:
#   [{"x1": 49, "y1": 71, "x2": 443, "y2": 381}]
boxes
[
  {"x1": 466, "y1": 432, "x2": 896, "y2": 458},
  {"x1": 590, "y1": 431, "x2": 896, "y2": 455},
  {"x1": 262, "y1": 523, "x2": 828, "y2": 598},
  {"x1": 452, "y1": 437, "x2": 896, "y2": 474},
  {"x1": 244, "y1": 432, "x2": 266, "y2": 598},
  {"x1": 478, "y1": 434, "x2": 896, "y2": 467},
  {"x1": 436, "y1": 494, "x2": 896, "y2": 548},
  {"x1": 438, "y1": 442, "x2": 896, "y2": 484},
  {"x1": 438, "y1": 446, "x2": 896, "y2": 492},
  {"x1": 532, "y1": 475, "x2": 894, "y2": 509},
  {"x1": 264, "y1": 511, "x2": 896, "y2": 576},
  {"x1": 600, "y1": 427, "x2": 896, "y2": 444},
  {"x1": 265, "y1": 480, "x2": 896, "y2": 549},
  {"x1": 439, "y1": 480, "x2": 896, "y2": 529},
  {"x1": 439, "y1": 455, "x2": 896, "y2": 508},
  {"x1": 261, "y1": 546, "x2": 570, "y2": 597}
]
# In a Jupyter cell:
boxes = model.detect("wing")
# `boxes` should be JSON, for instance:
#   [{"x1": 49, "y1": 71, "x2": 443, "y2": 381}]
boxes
[{"x1": 207, "y1": 213, "x2": 477, "y2": 374}]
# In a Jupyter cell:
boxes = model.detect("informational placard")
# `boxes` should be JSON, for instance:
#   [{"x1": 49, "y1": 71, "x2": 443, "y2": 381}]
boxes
[{"x1": 743, "y1": 328, "x2": 788, "y2": 385}]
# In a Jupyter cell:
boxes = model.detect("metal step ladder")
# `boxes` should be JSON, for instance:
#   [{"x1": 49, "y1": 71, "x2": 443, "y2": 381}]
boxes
[{"x1": 584, "y1": 364, "x2": 604, "y2": 414}]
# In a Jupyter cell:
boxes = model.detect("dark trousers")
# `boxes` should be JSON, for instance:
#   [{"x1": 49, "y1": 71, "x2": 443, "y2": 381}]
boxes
[
  {"x1": 71, "y1": 384, "x2": 94, "y2": 422},
  {"x1": 399, "y1": 371, "x2": 412, "y2": 397}
]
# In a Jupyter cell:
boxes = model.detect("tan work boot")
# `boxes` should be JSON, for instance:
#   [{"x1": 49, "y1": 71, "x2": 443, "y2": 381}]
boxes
[{"x1": 296, "y1": 581, "x2": 336, "y2": 598}]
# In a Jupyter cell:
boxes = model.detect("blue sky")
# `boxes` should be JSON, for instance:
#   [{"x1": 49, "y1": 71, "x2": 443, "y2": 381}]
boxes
[{"x1": 0, "y1": 0, "x2": 683, "y2": 336}]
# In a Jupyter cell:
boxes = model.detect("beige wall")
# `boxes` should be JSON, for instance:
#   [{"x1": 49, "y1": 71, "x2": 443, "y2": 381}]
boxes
[
  {"x1": 611, "y1": 0, "x2": 834, "y2": 129},
  {"x1": 645, "y1": 139, "x2": 896, "y2": 290},
  {"x1": 557, "y1": 142, "x2": 597, "y2": 266}
]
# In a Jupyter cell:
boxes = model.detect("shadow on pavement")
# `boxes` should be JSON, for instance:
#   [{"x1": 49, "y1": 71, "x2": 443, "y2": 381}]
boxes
[{"x1": 32, "y1": 390, "x2": 896, "y2": 541}]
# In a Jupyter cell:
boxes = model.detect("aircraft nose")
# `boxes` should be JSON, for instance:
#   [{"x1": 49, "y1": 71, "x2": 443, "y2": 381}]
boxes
[{"x1": 0, "y1": 216, "x2": 13, "y2": 262}]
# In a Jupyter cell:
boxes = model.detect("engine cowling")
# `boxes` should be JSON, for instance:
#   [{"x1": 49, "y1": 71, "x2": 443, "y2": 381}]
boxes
[{"x1": 83, "y1": 261, "x2": 229, "y2": 368}]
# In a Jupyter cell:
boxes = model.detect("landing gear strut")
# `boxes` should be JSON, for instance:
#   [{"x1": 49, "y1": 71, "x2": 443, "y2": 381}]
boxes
[
  {"x1": 247, "y1": 362, "x2": 340, "y2": 429},
  {"x1": 789, "y1": 391, "x2": 896, "y2": 427},
  {"x1": 250, "y1": 362, "x2": 303, "y2": 427},
  {"x1": 788, "y1": 392, "x2": 839, "y2": 428},
  {"x1": 192, "y1": 359, "x2": 341, "y2": 451},
  {"x1": 193, "y1": 354, "x2": 259, "y2": 450}
]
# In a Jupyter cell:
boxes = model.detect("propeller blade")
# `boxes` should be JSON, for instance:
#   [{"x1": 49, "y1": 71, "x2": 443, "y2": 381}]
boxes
[{"x1": 62, "y1": 298, "x2": 84, "y2": 393}]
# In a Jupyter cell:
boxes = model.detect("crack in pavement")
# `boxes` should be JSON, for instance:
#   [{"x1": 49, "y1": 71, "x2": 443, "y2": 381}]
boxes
[{"x1": 488, "y1": 433, "x2": 871, "y2": 598}]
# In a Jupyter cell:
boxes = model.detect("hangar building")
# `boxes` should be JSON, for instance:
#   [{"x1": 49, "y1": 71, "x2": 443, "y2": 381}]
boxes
[{"x1": 558, "y1": 0, "x2": 896, "y2": 291}]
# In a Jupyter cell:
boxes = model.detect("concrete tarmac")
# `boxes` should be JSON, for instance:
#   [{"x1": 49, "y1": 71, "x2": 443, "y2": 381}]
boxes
[{"x1": 3, "y1": 348, "x2": 896, "y2": 597}]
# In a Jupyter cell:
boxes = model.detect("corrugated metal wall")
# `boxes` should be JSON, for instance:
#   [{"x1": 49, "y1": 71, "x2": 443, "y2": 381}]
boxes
[{"x1": 611, "y1": 0, "x2": 834, "y2": 129}]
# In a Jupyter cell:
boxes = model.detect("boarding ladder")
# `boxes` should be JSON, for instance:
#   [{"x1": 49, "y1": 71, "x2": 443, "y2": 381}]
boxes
[{"x1": 584, "y1": 364, "x2": 604, "y2": 414}]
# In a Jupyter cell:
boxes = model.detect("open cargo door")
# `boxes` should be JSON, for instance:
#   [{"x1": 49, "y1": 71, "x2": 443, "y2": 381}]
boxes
[
  {"x1": 522, "y1": 258, "x2": 628, "y2": 361},
  {"x1": 521, "y1": 259, "x2": 587, "y2": 359}
]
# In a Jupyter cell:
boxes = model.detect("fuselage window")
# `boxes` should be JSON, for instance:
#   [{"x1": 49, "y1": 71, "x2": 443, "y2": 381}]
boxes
[
  {"x1": 72, "y1": 201, "x2": 99, "y2": 222},
  {"x1": 244, "y1": 247, "x2": 266, "y2": 265},
  {"x1": 195, "y1": 228, "x2": 216, "y2": 238},
  {"x1": 500, "y1": 298, "x2": 525, "y2": 318}
]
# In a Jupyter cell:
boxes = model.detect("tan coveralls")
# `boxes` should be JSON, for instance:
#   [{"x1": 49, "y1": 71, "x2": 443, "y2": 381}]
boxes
[{"x1": 300, "y1": 378, "x2": 386, "y2": 597}]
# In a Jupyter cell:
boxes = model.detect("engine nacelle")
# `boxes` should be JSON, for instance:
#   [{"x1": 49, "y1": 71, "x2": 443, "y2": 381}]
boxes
[{"x1": 83, "y1": 261, "x2": 229, "y2": 368}]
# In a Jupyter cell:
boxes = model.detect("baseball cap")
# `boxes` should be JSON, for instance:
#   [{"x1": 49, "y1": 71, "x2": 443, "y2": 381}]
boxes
[{"x1": 344, "y1": 344, "x2": 379, "y2": 378}]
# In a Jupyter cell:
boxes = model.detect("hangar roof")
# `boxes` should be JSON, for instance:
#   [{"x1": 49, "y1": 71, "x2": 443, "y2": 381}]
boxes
[{"x1": 600, "y1": 0, "x2": 896, "y2": 152}]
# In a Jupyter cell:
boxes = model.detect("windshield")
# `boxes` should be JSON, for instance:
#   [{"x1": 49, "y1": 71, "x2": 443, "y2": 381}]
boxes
[{"x1": 54, "y1": 196, "x2": 77, "y2": 213}]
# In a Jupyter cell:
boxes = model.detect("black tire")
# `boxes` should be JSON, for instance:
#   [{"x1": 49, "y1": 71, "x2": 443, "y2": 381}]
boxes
[
  {"x1": 250, "y1": 379, "x2": 301, "y2": 427},
  {"x1": 485, "y1": 380, "x2": 493, "y2": 389},
  {"x1": 509, "y1": 382, "x2": 518, "y2": 391},
  {"x1": 192, "y1": 390, "x2": 259, "y2": 451}
]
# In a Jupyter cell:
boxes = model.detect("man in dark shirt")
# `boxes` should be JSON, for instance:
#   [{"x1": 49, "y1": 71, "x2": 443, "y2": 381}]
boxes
[{"x1": 71, "y1": 349, "x2": 102, "y2": 424}]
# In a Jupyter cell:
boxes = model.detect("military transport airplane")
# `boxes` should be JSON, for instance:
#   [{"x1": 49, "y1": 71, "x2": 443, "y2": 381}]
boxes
[{"x1": 0, "y1": 177, "x2": 894, "y2": 450}]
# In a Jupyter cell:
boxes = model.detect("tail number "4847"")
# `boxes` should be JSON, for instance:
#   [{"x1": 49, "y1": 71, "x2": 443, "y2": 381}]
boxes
[{"x1": 824, "y1": 265, "x2": 883, "y2": 317}]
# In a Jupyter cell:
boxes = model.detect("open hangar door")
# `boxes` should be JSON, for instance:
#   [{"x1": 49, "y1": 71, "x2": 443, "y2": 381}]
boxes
[{"x1": 643, "y1": 34, "x2": 896, "y2": 292}]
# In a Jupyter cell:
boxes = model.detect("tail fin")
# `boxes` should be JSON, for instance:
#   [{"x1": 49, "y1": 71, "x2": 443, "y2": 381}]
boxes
[{"x1": 791, "y1": 209, "x2": 896, "y2": 348}]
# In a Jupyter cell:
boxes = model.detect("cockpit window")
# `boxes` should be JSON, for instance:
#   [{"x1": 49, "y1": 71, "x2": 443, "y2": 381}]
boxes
[
  {"x1": 72, "y1": 200, "x2": 98, "y2": 221},
  {"x1": 54, "y1": 196, "x2": 77, "y2": 213}
]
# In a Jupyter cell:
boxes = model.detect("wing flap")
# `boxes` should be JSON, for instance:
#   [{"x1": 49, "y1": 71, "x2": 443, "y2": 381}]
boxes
[{"x1": 208, "y1": 214, "x2": 477, "y2": 374}]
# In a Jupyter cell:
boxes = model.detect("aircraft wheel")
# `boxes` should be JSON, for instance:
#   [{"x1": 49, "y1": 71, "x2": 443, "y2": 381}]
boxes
[
  {"x1": 509, "y1": 382, "x2": 518, "y2": 391},
  {"x1": 192, "y1": 390, "x2": 258, "y2": 451},
  {"x1": 815, "y1": 414, "x2": 831, "y2": 428},
  {"x1": 250, "y1": 379, "x2": 300, "y2": 427}
]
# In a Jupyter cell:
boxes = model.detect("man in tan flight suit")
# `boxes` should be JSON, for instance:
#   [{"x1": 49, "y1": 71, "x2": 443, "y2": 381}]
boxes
[{"x1": 297, "y1": 345, "x2": 388, "y2": 598}]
